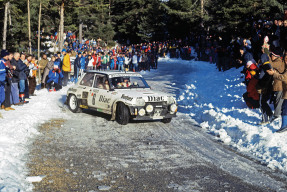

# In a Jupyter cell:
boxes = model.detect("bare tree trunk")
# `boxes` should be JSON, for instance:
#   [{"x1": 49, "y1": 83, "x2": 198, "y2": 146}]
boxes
[
  {"x1": 2, "y1": 2, "x2": 9, "y2": 50},
  {"x1": 28, "y1": 0, "x2": 32, "y2": 54},
  {"x1": 38, "y1": 1, "x2": 42, "y2": 84},
  {"x1": 79, "y1": 23, "x2": 83, "y2": 44},
  {"x1": 200, "y1": 0, "x2": 204, "y2": 27},
  {"x1": 59, "y1": 1, "x2": 65, "y2": 52}
]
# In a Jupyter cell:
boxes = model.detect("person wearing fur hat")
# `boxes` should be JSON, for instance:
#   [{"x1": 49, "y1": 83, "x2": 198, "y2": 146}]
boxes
[{"x1": 270, "y1": 47, "x2": 285, "y2": 121}]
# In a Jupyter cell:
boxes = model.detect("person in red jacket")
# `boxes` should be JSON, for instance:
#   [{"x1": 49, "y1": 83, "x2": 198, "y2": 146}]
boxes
[
  {"x1": 243, "y1": 74, "x2": 260, "y2": 109},
  {"x1": 245, "y1": 60, "x2": 258, "y2": 83}
]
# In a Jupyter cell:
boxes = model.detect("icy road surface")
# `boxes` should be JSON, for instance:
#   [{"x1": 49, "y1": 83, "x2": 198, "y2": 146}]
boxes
[{"x1": 26, "y1": 59, "x2": 287, "y2": 191}]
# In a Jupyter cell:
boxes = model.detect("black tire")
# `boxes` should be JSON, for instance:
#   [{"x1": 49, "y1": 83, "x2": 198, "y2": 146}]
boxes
[
  {"x1": 116, "y1": 102, "x2": 130, "y2": 125},
  {"x1": 68, "y1": 94, "x2": 82, "y2": 113},
  {"x1": 161, "y1": 118, "x2": 172, "y2": 124}
]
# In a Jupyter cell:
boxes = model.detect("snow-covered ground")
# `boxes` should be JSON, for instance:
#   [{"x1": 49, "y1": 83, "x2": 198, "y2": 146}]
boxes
[
  {"x1": 0, "y1": 86, "x2": 70, "y2": 192},
  {"x1": 168, "y1": 57, "x2": 287, "y2": 172},
  {"x1": 1, "y1": 53, "x2": 287, "y2": 191}
]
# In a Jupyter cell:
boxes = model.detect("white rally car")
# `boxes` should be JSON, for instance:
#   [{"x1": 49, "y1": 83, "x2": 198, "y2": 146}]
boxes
[{"x1": 66, "y1": 71, "x2": 178, "y2": 125}]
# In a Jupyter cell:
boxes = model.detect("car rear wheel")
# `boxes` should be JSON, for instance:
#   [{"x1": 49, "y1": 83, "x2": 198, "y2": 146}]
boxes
[
  {"x1": 161, "y1": 118, "x2": 172, "y2": 123},
  {"x1": 116, "y1": 102, "x2": 130, "y2": 125},
  {"x1": 68, "y1": 94, "x2": 82, "y2": 113}
]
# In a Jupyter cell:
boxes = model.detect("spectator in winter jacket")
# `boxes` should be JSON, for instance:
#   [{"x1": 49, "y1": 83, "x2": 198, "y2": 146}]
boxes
[
  {"x1": 46, "y1": 66, "x2": 64, "y2": 91},
  {"x1": 38, "y1": 54, "x2": 48, "y2": 75},
  {"x1": 270, "y1": 47, "x2": 285, "y2": 120},
  {"x1": 256, "y1": 53, "x2": 273, "y2": 124},
  {"x1": 73, "y1": 52, "x2": 81, "y2": 83},
  {"x1": 18, "y1": 54, "x2": 29, "y2": 104},
  {"x1": 267, "y1": 54, "x2": 287, "y2": 132},
  {"x1": 245, "y1": 61, "x2": 258, "y2": 83},
  {"x1": 132, "y1": 53, "x2": 138, "y2": 72},
  {"x1": 10, "y1": 52, "x2": 22, "y2": 105},
  {"x1": 2, "y1": 53, "x2": 16, "y2": 111},
  {"x1": 0, "y1": 50, "x2": 9, "y2": 113},
  {"x1": 42, "y1": 56, "x2": 55, "y2": 87},
  {"x1": 62, "y1": 50, "x2": 71, "y2": 86},
  {"x1": 117, "y1": 54, "x2": 125, "y2": 71},
  {"x1": 80, "y1": 52, "x2": 87, "y2": 76},
  {"x1": 28, "y1": 55, "x2": 38, "y2": 96}
]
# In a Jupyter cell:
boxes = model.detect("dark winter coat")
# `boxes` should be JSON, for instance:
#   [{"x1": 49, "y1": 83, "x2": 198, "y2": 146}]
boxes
[
  {"x1": 10, "y1": 58, "x2": 21, "y2": 83},
  {"x1": 74, "y1": 55, "x2": 81, "y2": 72},
  {"x1": 15, "y1": 60, "x2": 28, "y2": 80}
]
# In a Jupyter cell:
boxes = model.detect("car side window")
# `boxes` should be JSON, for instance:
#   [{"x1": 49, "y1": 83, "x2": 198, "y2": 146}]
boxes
[
  {"x1": 80, "y1": 73, "x2": 95, "y2": 87},
  {"x1": 94, "y1": 75, "x2": 110, "y2": 90}
]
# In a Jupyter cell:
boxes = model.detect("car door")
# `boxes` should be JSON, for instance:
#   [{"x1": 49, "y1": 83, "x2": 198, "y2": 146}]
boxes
[
  {"x1": 90, "y1": 74, "x2": 113, "y2": 111},
  {"x1": 78, "y1": 73, "x2": 96, "y2": 107}
]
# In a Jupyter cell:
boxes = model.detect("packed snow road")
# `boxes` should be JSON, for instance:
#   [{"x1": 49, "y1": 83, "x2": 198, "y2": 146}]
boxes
[{"x1": 26, "y1": 58, "x2": 287, "y2": 191}]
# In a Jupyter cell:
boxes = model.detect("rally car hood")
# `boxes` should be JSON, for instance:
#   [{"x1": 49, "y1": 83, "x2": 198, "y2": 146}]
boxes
[{"x1": 115, "y1": 88, "x2": 173, "y2": 103}]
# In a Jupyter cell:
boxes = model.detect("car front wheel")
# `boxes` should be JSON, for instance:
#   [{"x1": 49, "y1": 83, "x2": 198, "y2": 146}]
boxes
[
  {"x1": 68, "y1": 94, "x2": 82, "y2": 113},
  {"x1": 116, "y1": 102, "x2": 130, "y2": 125}
]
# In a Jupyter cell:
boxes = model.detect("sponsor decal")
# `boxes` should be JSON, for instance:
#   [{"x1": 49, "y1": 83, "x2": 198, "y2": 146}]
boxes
[
  {"x1": 148, "y1": 96, "x2": 164, "y2": 102},
  {"x1": 69, "y1": 88, "x2": 77, "y2": 92},
  {"x1": 77, "y1": 94, "x2": 82, "y2": 97},
  {"x1": 93, "y1": 89, "x2": 99, "y2": 93},
  {"x1": 121, "y1": 94, "x2": 133, "y2": 101},
  {"x1": 111, "y1": 92, "x2": 118, "y2": 95},
  {"x1": 99, "y1": 95, "x2": 111, "y2": 103},
  {"x1": 109, "y1": 73, "x2": 142, "y2": 78}
]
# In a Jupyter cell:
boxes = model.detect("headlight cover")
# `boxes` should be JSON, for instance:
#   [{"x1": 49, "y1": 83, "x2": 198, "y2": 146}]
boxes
[
  {"x1": 136, "y1": 98, "x2": 145, "y2": 106},
  {"x1": 146, "y1": 104, "x2": 154, "y2": 113},
  {"x1": 170, "y1": 104, "x2": 177, "y2": 113}
]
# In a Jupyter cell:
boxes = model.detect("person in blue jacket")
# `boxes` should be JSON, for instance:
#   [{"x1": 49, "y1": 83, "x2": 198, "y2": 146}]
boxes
[
  {"x1": 46, "y1": 66, "x2": 64, "y2": 91},
  {"x1": 80, "y1": 52, "x2": 87, "y2": 76},
  {"x1": 117, "y1": 53, "x2": 125, "y2": 71},
  {"x1": 0, "y1": 50, "x2": 9, "y2": 114}
]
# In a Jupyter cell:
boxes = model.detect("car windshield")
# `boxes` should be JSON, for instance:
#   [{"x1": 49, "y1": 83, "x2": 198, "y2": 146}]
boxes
[{"x1": 110, "y1": 76, "x2": 150, "y2": 89}]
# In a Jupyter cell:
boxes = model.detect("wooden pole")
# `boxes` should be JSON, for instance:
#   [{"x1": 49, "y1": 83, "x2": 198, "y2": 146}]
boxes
[
  {"x1": 59, "y1": 1, "x2": 65, "y2": 52},
  {"x1": 38, "y1": 1, "x2": 42, "y2": 84},
  {"x1": 2, "y1": 2, "x2": 9, "y2": 50},
  {"x1": 28, "y1": 0, "x2": 32, "y2": 54}
]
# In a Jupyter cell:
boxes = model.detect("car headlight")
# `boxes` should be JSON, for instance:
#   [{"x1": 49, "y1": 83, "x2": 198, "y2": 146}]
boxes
[
  {"x1": 167, "y1": 96, "x2": 175, "y2": 105},
  {"x1": 136, "y1": 98, "x2": 145, "y2": 106},
  {"x1": 139, "y1": 108, "x2": 146, "y2": 116},
  {"x1": 170, "y1": 104, "x2": 177, "y2": 113},
  {"x1": 146, "y1": 104, "x2": 154, "y2": 113}
]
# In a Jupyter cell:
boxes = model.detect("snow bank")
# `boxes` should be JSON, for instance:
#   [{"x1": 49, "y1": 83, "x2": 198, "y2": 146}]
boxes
[
  {"x1": 0, "y1": 86, "x2": 69, "y2": 192},
  {"x1": 173, "y1": 57, "x2": 287, "y2": 172}
]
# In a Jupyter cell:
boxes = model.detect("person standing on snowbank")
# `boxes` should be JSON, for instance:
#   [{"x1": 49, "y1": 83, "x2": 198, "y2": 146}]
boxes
[
  {"x1": 0, "y1": 51, "x2": 9, "y2": 115},
  {"x1": 267, "y1": 54, "x2": 287, "y2": 132},
  {"x1": 269, "y1": 47, "x2": 285, "y2": 121},
  {"x1": 256, "y1": 53, "x2": 273, "y2": 124}
]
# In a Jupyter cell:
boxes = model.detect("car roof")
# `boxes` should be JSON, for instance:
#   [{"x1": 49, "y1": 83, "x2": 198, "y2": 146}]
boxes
[{"x1": 85, "y1": 70, "x2": 142, "y2": 76}]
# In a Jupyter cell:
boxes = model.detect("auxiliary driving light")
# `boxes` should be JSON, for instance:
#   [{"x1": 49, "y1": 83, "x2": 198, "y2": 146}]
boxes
[
  {"x1": 146, "y1": 105, "x2": 154, "y2": 113},
  {"x1": 139, "y1": 108, "x2": 146, "y2": 116}
]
